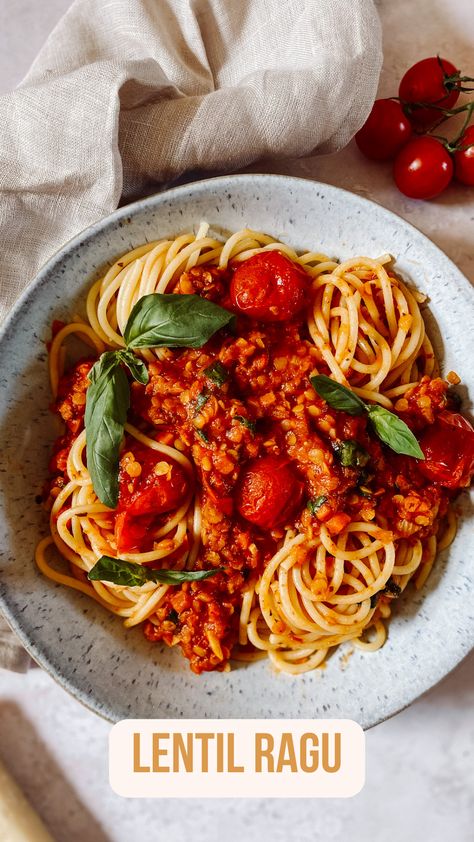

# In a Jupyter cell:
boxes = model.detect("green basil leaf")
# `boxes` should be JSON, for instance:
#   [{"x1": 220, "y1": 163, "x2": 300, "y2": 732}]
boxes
[
  {"x1": 203, "y1": 361, "x2": 229, "y2": 386},
  {"x1": 310, "y1": 375, "x2": 366, "y2": 415},
  {"x1": 85, "y1": 361, "x2": 129, "y2": 508},
  {"x1": 307, "y1": 495, "x2": 327, "y2": 515},
  {"x1": 88, "y1": 351, "x2": 121, "y2": 384},
  {"x1": 333, "y1": 440, "x2": 370, "y2": 469},
  {"x1": 124, "y1": 293, "x2": 235, "y2": 350},
  {"x1": 366, "y1": 405, "x2": 424, "y2": 459},
  {"x1": 117, "y1": 349, "x2": 149, "y2": 385},
  {"x1": 196, "y1": 428, "x2": 209, "y2": 443},
  {"x1": 88, "y1": 556, "x2": 223, "y2": 586}
]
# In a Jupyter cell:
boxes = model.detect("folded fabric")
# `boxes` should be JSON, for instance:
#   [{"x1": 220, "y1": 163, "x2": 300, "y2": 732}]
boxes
[
  {"x1": 0, "y1": 616, "x2": 31, "y2": 672},
  {"x1": 0, "y1": 0, "x2": 382, "y2": 323},
  {"x1": 0, "y1": 0, "x2": 382, "y2": 669}
]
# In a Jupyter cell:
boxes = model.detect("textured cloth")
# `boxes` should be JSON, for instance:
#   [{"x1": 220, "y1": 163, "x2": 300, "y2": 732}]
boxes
[
  {"x1": 0, "y1": 617, "x2": 31, "y2": 673},
  {"x1": 0, "y1": 0, "x2": 382, "y2": 667}
]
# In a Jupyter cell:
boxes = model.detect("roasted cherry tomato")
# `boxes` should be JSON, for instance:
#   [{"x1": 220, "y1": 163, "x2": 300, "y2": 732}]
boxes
[
  {"x1": 355, "y1": 99, "x2": 412, "y2": 161},
  {"x1": 230, "y1": 251, "x2": 309, "y2": 322},
  {"x1": 418, "y1": 411, "x2": 474, "y2": 488},
  {"x1": 393, "y1": 137, "x2": 453, "y2": 199},
  {"x1": 399, "y1": 57, "x2": 460, "y2": 129},
  {"x1": 115, "y1": 442, "x2": 189, "y2": 552},
  {"x1": 236, "y1": 455, "x2": 304, "y2": 529},
  {"x1": 454, "y1": 125, "x2": 474, "y2": 186}
]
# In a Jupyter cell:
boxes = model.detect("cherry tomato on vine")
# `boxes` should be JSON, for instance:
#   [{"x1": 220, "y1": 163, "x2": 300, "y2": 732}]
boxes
[
  {"x1": 393, "y1": 136, "x2": 453, "y2": 199},
  {"x1": 355, "y1": 99, "x2": 412, "y2": 161},
  {"x1": 399, "y1": 57, "x2": 460, "y2": 129},
  {"x1": 418, "y1": 411, "x2": 474, "y2": 488},
  {"x1": 236, "y1": 455, "x2": 304, "y2": 529},
  {"x1": 454, "y1": 124, "x2": 474, "y2": 185},
  {"x1": 230, "y1": 251, "x2": 310, "y2": 322}
]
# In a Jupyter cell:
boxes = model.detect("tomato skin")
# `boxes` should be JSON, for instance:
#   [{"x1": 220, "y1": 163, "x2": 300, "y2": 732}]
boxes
[
  {"x1": 230, "y1": 251, "x2": 309, "y2": 322},
  {"x1": 454, "y1": 125, "x2": 474, "y2": 186},
  {"x1": 393, "y1": 137, "x2": 453, "y2": 199},
  {"x1": 399, "y1": 57, "x2": 460, "y2": 129},
  {"x1": 236, "y1": 455, "x2": 304, "y2": 529},
  {"x1": 355, "y1": 99, "x2": 412, "y2": 161},
  {"x1": 418, "y1": 411, "x2": 474, "y2": 489},
  {"x1": 115, "y1": 442, "x2": 189, "y2": 552}
]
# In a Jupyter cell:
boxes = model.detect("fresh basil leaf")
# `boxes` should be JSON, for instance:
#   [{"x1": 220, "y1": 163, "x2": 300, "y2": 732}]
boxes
[
  {"x1": 203, "y1": 361, "x2": 229, "y2": 386},
  {"x1": 85, "y1": 362, "x2": 129, "y2": 508},
  {"x1": 310, "y1": 375, "x2": 366, "y2": 416},
  {"x1": 307, "y1": 495, "x2": 327, "y2": 515},
  {"x1": 124, "y1": 293, "x2": 235, "y2": 350},
  {"x1": 366, "y1": 405, "x2": 424, "y2": 459},
  {"x1": 196, "y1": 428, "x2": 209, "y2": 443},
  {"x1": 88, "y1": 351, "x2": 121, "y2": 385},
  {"x1": 117, "y1": 349, "x2": 149, "y2": 385},
  {"x1": 234, "y1": 415, "x2": 256, "y2": 434},
  {"x1": 333, "y1": 440, "x2": 370, "y2": 468},
  {"x1": 88, "y1": 556, "x2": 223, "y2": 586}
]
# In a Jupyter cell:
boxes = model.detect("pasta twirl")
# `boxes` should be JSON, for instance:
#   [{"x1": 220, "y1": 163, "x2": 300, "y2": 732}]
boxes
[{"x1": 36, "y1": 224, "x2": 470, "y2": 675}]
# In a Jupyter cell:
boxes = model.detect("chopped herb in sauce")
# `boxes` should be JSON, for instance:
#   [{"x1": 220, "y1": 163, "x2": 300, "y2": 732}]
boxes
[
  {"x1": 195, "y1": 390, "x2": 209, "y2": 413},
  {"x1": 234, "y1": 414, "x2": 256, "y2": 434},
  {"x1": 333, "y1": 439, "x2": 370, "y2": 469},
  {"x1": 203, "y1": 361, "x2": 229, "y2": 386},
  {"x1": 307, "y1": 495, "x2": 327, "y2": 515},
  {"x1": 383, "y1": 577, "x2": 402, "y2": 598}
]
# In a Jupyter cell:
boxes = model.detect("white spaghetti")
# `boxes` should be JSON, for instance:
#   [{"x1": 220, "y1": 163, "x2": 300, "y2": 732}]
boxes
[{"x1": 36, "y1": 224, "x2": 458, "y2": 675}]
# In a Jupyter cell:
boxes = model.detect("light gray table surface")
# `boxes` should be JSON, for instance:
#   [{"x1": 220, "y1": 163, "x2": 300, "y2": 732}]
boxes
[{"x1": 0, "y1": 1, "x2": 473, "y2": 840}]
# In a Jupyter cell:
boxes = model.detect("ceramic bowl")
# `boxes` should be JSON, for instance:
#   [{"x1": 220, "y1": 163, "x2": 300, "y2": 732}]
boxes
[{"x1": 1, "y1": 174, "x2": 473, "y2": 727}]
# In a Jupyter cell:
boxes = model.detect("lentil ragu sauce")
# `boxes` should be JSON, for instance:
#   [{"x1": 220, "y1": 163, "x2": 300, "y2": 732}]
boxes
[{"x1": 46, "y1": 259, "x2": 471, "y2": 674}]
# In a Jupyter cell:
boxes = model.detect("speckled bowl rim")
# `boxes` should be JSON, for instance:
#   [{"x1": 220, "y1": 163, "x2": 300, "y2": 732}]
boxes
[{"x1": 0, "y1": 173, "x2": 473, "y2": 727}]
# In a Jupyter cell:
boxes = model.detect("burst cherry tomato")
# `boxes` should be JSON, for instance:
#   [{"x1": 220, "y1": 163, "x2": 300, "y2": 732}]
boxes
[
  {"x1": 230, "y1": 251, "x2": 310, "y2": 322},
  {"x1": 393, "y1": 137, "x2": 453, "y2": 199},
  {"x1": 418, "y1": 411, "x2": 474, "y2": 488},
  {"x1": 399, "y1": 57, "x2": 460, "y2": 129},
  {"x1": 454, "y1": 125, "x2": 474, "y2": 185},
  {"x1": 355, "y1": 99, "x2": 412, "y2": 161},
  {"x1": 115, "y1": 442, "x2": 189, "y2": 552},
  {"x1": 236, "y1": 455, "x2": 304, "y2": 530}
]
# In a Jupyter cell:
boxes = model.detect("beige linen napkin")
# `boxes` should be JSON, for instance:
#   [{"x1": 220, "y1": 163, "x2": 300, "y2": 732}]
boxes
[{"x1": 0, "y1": 0, "x2": 382, "y2": 669}]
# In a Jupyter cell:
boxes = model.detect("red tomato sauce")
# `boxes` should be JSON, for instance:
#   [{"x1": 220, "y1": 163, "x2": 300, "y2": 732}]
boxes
[{"x1": 46, "y1": 258, "x2": 473, "y2": 674}]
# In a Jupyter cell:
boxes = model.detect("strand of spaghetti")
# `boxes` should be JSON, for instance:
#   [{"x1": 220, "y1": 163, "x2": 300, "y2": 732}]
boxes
[
  {"x1": 49, "y1": 323, "x2": 105, "y2": 397},
  {"x1": 238, "y1": 582, "x2": 257, "y2": 646},
  {"x1": 124, "y1": 423, "x2": 193, "y2": 474},
  {"x1": 353, "y1": 620, "x2": 387, "y2": 651},
  {"x1": 35, "y1": 538, "x2": 127, "y2": 610},
  {"x1": 218, "y1": 230, "x2": 275, "y2": 267},
  {"x1": 392, "y1": 540, "x2": 423, "y2": 575},
  {"x1": 415, "y1": 535, "x2": 438, "y2": 591},
  {"x1": 156, "y1": 237, "x2": 224, "y2": 292}
]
